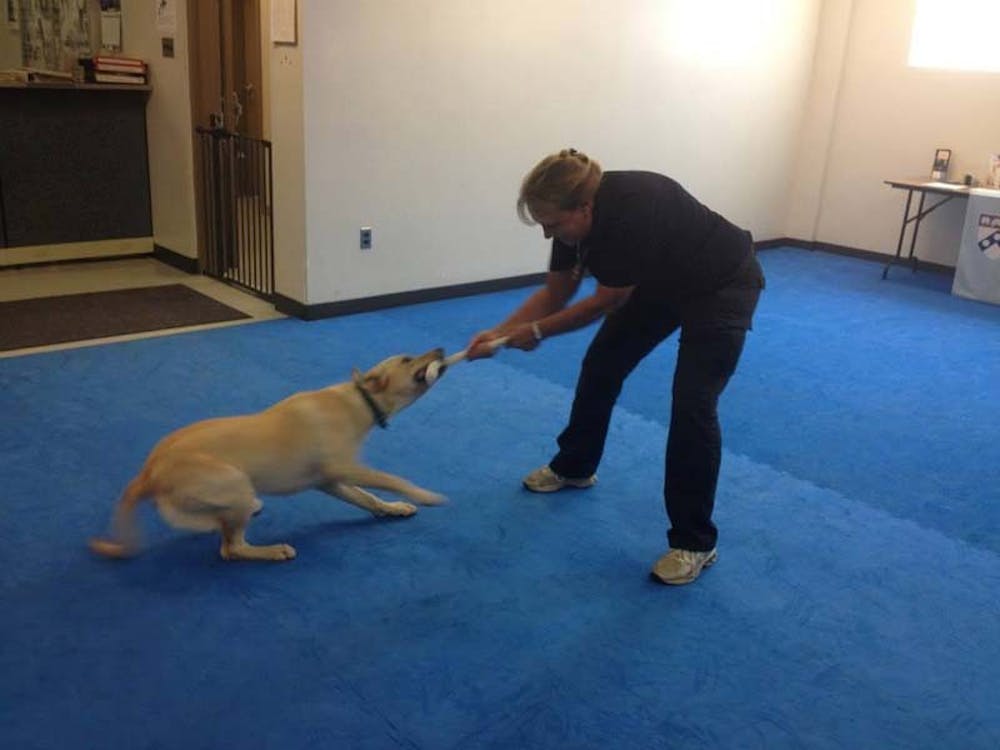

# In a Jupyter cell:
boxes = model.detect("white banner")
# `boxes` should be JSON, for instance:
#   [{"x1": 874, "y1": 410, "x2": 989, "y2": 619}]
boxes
[{"x1": 952, "y1": 189, "x2": 1000, "y2": 305}]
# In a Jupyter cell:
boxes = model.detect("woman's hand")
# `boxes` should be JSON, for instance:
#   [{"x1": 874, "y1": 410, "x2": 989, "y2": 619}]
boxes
[
  {"x1": 466, "y1": 321, "x2": 543, "y2": 359},
  {"x1": 503, "y1": 322, "x2": 542, "y2": 352},
  {"x1": 465, "y1": 329, "x2": 505, "y2": 360}
]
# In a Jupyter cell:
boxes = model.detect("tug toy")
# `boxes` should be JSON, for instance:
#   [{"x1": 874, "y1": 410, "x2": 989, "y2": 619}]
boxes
[{"x1": 424, "y1": 337, "x2": 509, "y2": 384}]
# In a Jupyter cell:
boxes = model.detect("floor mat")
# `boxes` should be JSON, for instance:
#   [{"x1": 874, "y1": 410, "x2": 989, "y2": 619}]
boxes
[{"x1": 0, "y1": 284, "x2": 251, "y2": 351}]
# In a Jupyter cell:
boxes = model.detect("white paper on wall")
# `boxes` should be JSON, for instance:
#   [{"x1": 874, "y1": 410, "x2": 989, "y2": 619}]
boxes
[
  {"x1": 155, "y1": 0, "x2": 176, "y2": 34},
  {"x1": 271, "y1": 0, "x2": 296, "y2": 45}
]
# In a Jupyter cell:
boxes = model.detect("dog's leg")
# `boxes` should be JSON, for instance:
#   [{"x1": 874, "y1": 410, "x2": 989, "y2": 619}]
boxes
[
  {"x1": 150, "y1": 456, "x2": 294, "y2": 561},
  {"x1": 218, "y1": 517, "x2": 297, "y2": 562},
  {"x1": 326, "y1": 464, "x2": 445, "y2": 506},
  {"x1": 320, "y1": 480, "x2": 417, "y2": 517}
]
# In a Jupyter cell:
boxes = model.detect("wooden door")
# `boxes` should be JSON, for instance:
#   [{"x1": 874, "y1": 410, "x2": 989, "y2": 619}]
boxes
[{"x1": 189, "y1": 0, "x2": 262, "y2": 136}]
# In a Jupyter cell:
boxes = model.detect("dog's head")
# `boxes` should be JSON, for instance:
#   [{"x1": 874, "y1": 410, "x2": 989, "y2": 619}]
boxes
[{"x1": 352, "y1": 347, "x2": 446, "y2": 421}]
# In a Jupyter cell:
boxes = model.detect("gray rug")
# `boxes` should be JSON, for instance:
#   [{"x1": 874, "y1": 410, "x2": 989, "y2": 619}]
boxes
[{"x1": 0, "y1": 284, "x2": 252, "y2": 351}]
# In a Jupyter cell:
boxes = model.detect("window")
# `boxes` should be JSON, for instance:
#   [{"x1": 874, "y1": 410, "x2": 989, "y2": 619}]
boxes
[{"x1": 909, "y1": 0, "x2": 1000, "y2": 73}]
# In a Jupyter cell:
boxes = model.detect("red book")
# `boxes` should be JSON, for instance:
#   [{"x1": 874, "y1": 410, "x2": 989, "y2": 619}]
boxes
[
  {"x1": 96, "y1": 62, "x2": 147, "y2": 74},
  {"x1": 94, "y1": 55, "x2": 146, "y2": 69}
]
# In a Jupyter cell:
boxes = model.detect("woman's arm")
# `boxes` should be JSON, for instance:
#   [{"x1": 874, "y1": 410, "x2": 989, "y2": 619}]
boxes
[
  {"x1": 466, "y1": 270, "x2": 580, "y2": 358},
  {"x1": 468, "y1": 270, "x2": 634, "y2": 356},
  {"x1": 499, "y1": 270, "x2": 580, "y2": 327},
  {"x1": 501, "y1": 282, "x2": 633, "y2": 351}
]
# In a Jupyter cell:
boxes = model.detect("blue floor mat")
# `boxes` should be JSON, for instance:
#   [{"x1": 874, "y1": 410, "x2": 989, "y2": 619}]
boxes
[{"x1": 2, "y1": 247, "x2": 999, "y2": 749}]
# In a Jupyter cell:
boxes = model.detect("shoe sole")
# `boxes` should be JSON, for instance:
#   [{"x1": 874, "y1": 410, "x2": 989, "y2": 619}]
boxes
[
  {"x1": 522, "y1": 477, "x2": 597, "y2": 493},
  {"x1": 650, "y1": 549, "x2": 718, "y2": 585}
]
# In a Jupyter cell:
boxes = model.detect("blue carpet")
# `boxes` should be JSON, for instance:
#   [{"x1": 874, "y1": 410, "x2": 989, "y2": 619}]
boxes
[{"x1": 1, "y1": 247, "x2": 999, "y2": 749}]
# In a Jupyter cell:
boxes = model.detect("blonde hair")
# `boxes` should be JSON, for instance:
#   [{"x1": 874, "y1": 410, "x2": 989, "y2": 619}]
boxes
[{"x1": 517, "y1": 148, "x2": 603, "y2": 225}]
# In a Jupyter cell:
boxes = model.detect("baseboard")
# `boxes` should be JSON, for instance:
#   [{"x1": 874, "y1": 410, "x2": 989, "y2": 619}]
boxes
[
  {"x1": 755, "y1": 237, "x2": 955, "y2": 274},
  {"x1": 274, "y1": 272, "x2": 547, "y2": 321},
  {"x1": 0, "y1": 237, "x2": 153, "y2": 269},
  {"x1": 273, "y1": 237, "x2": 956, "y2": 321},
  {"x1": 153, "y1": 244, "x2": 199, "y2": 274},
  {"x1": 754, "y1": 238, "x2": 795, "y2": 250}
]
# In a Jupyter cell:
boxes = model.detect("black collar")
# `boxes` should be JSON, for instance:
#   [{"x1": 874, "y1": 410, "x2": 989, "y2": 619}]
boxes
[{"x1": 354, "y1": 379, "x2": 389, "y2": 429}]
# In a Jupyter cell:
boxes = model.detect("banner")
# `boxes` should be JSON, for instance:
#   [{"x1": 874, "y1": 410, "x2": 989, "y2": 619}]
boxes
[{"x1": 952, "y1": 189, "x2": 1000, "y2": 305}]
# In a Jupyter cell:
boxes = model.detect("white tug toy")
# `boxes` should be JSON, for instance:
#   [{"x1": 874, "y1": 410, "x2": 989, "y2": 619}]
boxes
[{"x1": 426, "y1": 336, "x2": 509, "y2": 384}]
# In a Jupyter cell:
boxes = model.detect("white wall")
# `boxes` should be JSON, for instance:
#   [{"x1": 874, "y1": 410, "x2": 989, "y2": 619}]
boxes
[
  {"x1": 121, "y1": 0, "x2": 198, "y2": 259},
  {"x1": 266, "y1": 0, "x2": 308, "y2": 303},
  {"x1": 784, "y1": 0, "x2": 854, "y2": 243},
  {"x1": 296, "y1": 0, "x2": 821, "y2": 305},
  {"x1": 793, "y1": 0, "x2": 1000, "y2": 265}
]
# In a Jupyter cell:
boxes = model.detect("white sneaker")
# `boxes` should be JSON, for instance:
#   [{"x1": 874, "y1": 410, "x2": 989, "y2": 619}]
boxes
[
  {"x1": 522, "y1": 465, "x2": 597, "y2": 493},
  {"x1": 650, "y1": 548, "x2": 718, "y2": 585}
]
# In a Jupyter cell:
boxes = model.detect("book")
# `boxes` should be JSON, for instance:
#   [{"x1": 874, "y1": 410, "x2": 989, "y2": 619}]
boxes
[
  {"x1": 0, "y1": 68, "x2": 30, "y2": 83},
  {"x1": 94, "y1": 71, "x2": 147, "y2": 85},
  {"x1": 95, "y1": 61, "x2": 147, "y2": 74},
  {"x1": 94, "y1": 55, "x2": 145, "y2": 69},
  {"x1": 2, "y1": 67, "x2": 76, "y2": 84},
  {"x1": 79, "y1": 57, "x2": 148, "y2": 85}
]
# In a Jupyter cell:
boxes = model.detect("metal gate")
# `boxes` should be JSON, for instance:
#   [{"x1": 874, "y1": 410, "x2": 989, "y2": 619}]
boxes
[{"x1": 196, "y1": 127, "x2": 275, "y2": 300}]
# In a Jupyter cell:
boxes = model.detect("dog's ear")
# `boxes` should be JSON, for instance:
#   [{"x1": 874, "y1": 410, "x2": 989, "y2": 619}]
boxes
[
  {"x1": 351, "y1": 367, "x2": 363, "y2": 383},
  {"x1": 365, "y1": 372, "x2": 390, "y2": 393}
]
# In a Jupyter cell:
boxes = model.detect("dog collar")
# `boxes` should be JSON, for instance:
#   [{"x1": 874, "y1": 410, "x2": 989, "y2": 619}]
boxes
[{"x1": 354, "y1": 380, "x2": 389, "y2": 429}]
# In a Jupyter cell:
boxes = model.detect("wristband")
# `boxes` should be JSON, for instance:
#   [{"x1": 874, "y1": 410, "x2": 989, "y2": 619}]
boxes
[{"x1": 531, "y1": 321, "x2": 544, "y2": 341}]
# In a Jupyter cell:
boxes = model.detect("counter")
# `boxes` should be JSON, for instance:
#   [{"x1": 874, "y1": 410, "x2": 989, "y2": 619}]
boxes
[{"x1": 0, "y1": 82, "x2": 152, "y2": 252}]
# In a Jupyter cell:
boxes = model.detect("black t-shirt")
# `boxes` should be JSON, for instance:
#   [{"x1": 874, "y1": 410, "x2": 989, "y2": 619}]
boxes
[{"x1": 549, "y1": 171, "x2": 754, "y2": 299}]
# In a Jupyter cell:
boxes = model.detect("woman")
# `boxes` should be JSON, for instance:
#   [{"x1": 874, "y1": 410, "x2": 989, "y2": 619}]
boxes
[{"x1": 467, "y1": 148, "x2": 764, "y2": 585}]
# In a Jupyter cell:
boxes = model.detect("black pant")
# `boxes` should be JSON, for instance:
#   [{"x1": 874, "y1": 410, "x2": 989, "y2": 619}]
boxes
[{"x1": 549, "y1": 255, "x2": 763, "y2": 551}]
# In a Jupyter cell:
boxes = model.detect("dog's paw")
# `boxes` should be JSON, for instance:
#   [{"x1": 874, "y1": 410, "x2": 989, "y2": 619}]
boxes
[
  {"x1": 222, "y1": 542, "x2": 297, "y2": 561},
  {"x1": 412, "y1": 490, "x2": 446, "y2": 506},
  {"x1": 381, "y1": 501, "x2": 417, "y2": 517},
  {"x1": 88, "y1": 538, "x2": 136, "y2": 559}
]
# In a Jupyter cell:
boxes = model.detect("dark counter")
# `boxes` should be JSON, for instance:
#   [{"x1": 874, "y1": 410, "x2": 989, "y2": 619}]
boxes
[{"x1": 0, "y1": 83, "x2": 153, "y2": 248}]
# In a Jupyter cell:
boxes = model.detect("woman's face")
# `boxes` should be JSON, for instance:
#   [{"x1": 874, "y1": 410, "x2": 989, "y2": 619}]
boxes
[{"x1": 529, "y1": 201, "x2": 593, "y2": 245}]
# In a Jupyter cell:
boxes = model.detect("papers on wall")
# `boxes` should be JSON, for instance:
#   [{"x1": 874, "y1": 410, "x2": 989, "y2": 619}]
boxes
[
  {"x1": 272, "y1": 0, "x2": 297, "y2": 45},
  {"x1": 100, "y1": 12, "x2": 122, "y2": 50}
]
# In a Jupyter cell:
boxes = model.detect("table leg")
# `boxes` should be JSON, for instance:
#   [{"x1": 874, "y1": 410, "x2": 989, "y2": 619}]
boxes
[
  {"x1": 883, "y1": 189, "x2": 914, "y2": 279},
  {"x1": 906, "y1": 191, "x2": 927, "y2": 272}
]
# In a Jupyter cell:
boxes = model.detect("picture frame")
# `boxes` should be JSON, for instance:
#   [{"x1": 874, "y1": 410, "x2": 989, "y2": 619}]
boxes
[{"x1": 931, "y1": 148, "x2": 952, "y2": 181}]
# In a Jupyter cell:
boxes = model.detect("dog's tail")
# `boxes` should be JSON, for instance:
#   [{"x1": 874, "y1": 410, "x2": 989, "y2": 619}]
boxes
[{"x1": 89, "y1": 469, "x2": 152, "y2": 559}]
